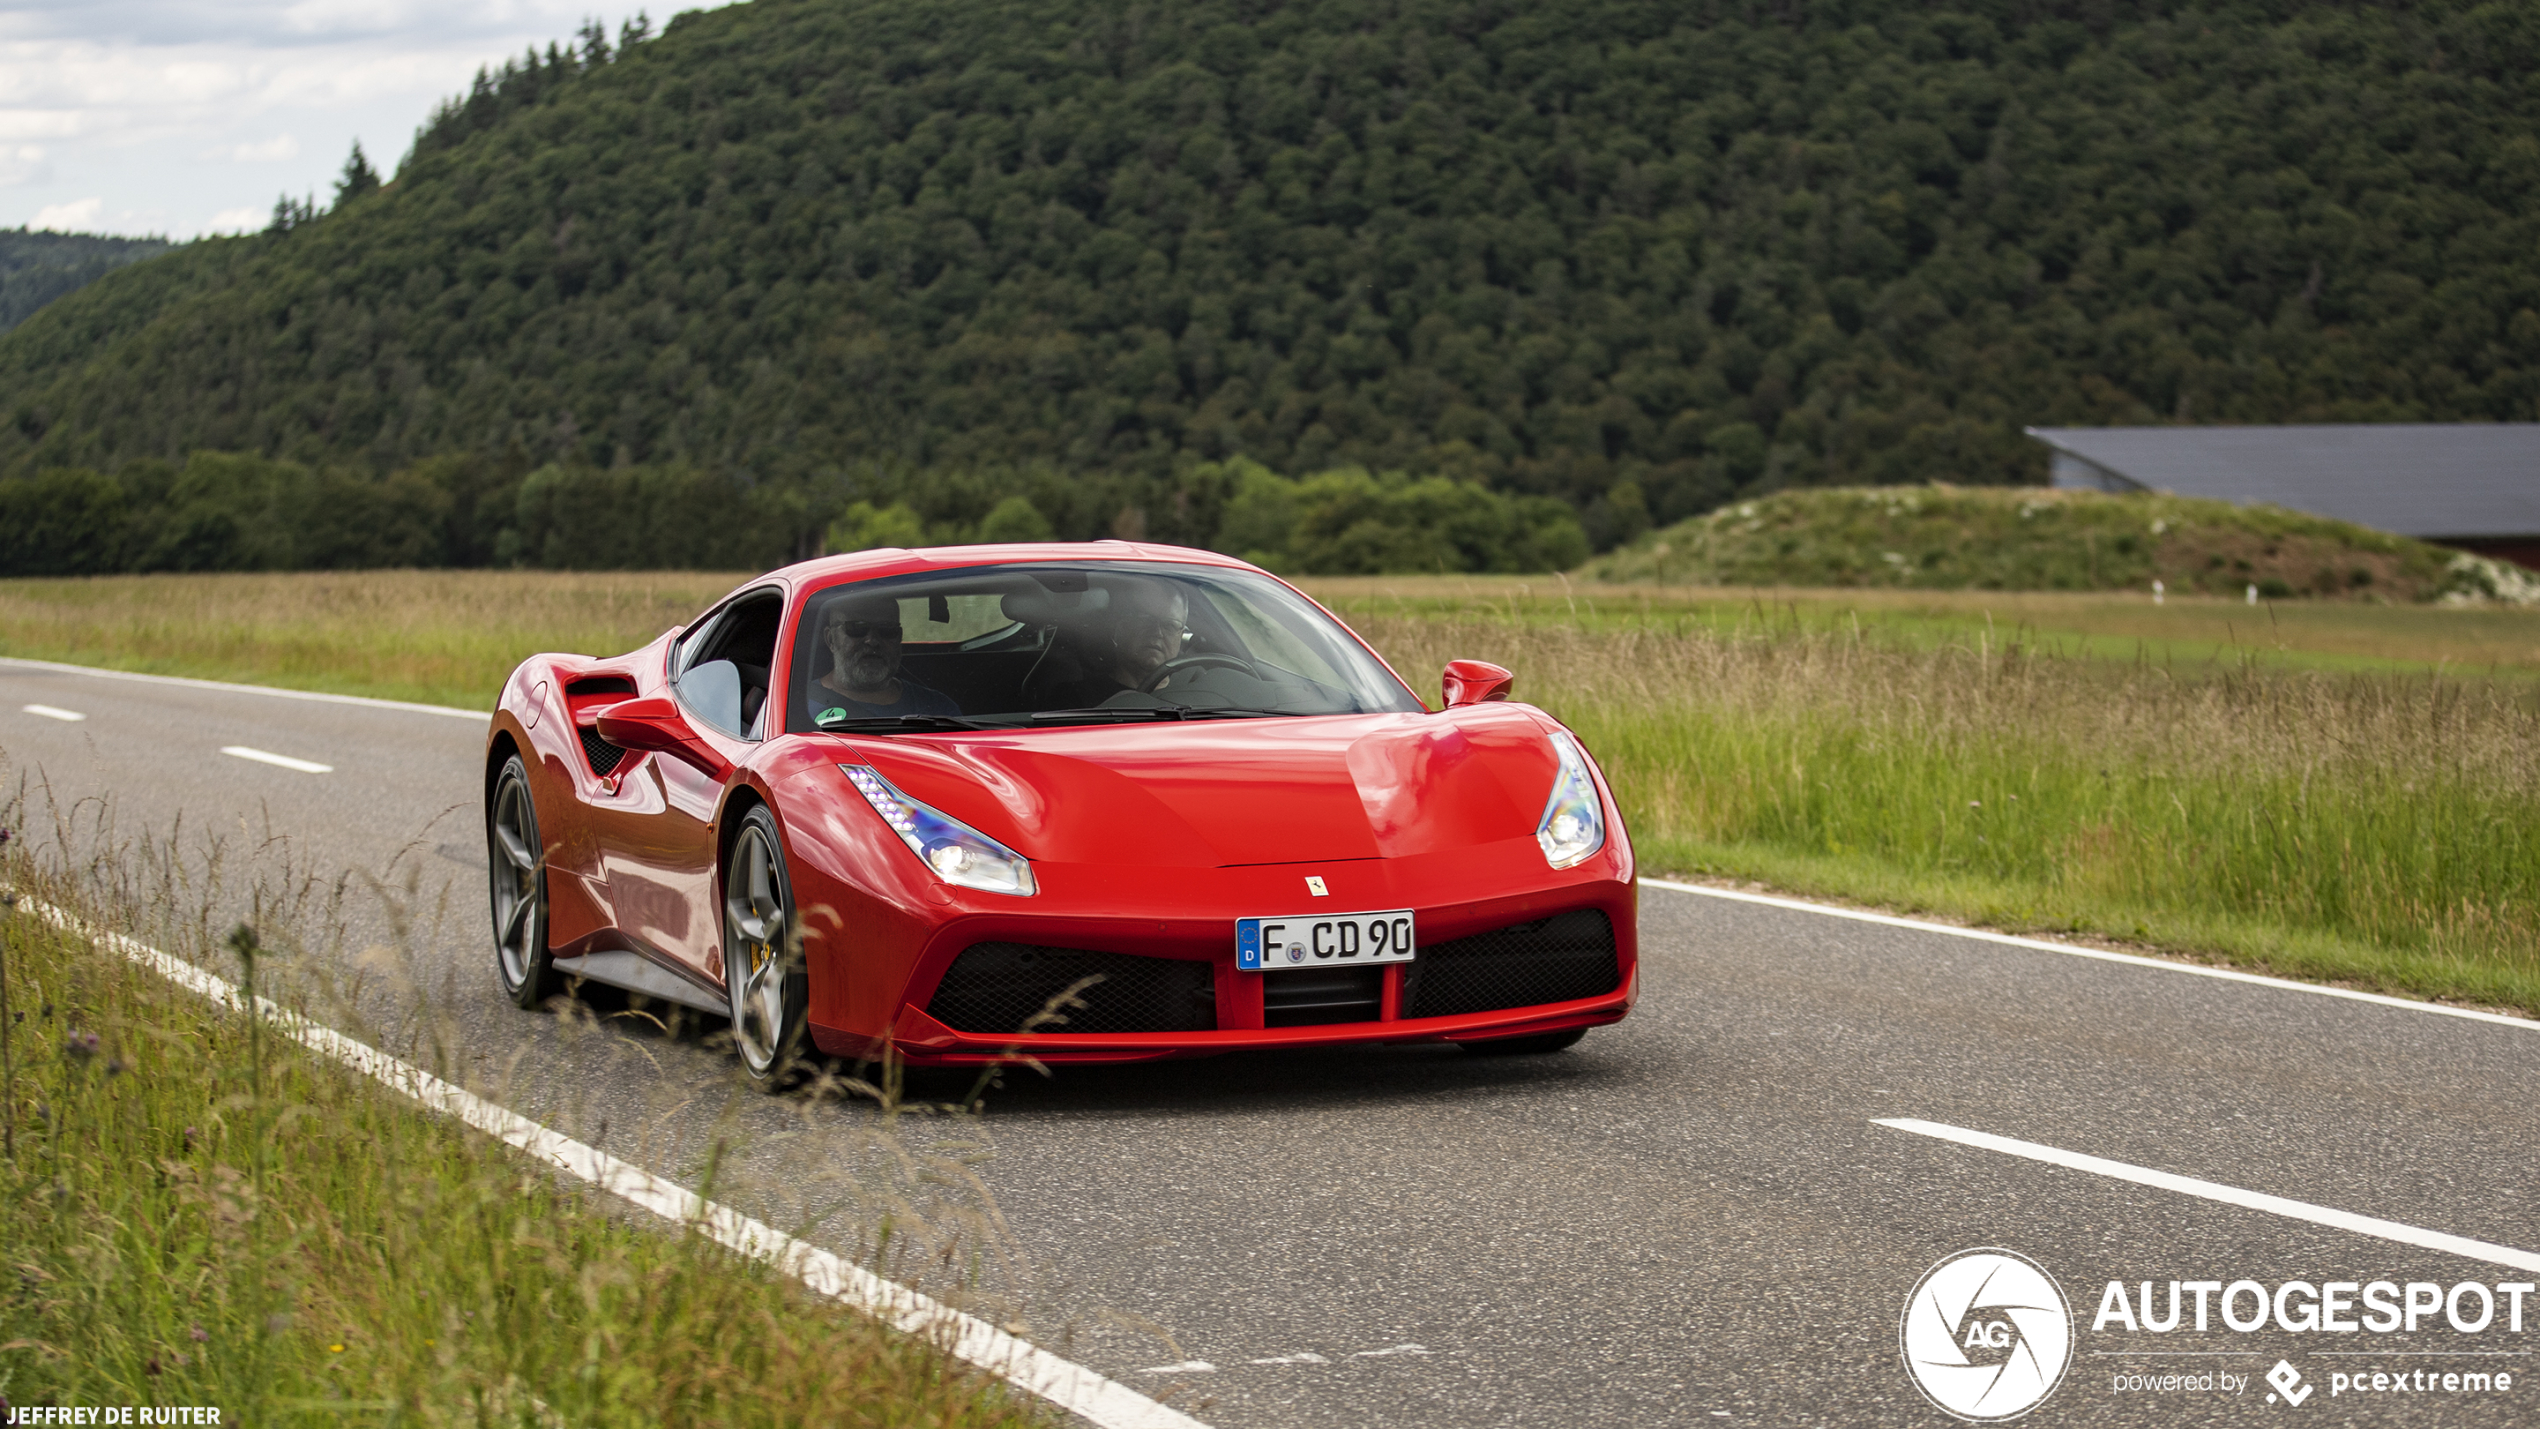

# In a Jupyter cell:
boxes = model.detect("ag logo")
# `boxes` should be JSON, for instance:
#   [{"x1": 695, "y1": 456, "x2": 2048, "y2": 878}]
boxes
[{"x1": 1901, "y1": 1247, "x2": 2073, "y2": 1421}]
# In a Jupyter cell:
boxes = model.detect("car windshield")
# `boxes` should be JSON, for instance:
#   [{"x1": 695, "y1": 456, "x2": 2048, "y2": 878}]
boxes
[{"x1": 784, "y1": 561, "x2": 1425, "y2": 733}]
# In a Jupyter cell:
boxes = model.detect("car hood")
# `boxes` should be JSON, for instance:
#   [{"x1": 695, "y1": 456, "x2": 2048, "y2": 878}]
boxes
[{"x1": 850, "y1": 707, "x2": 1563, "y2": 866}]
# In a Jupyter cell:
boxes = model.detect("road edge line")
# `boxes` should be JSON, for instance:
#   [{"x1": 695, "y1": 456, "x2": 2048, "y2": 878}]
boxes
[
  {"x1": 1640, "y1": 877, "x2": 2533, "y2": 1033},
  {"x1": 1873, "y1": 1118, "x2": 2540, "y2": 1275},
  {"x1": 9, "y1": 892, "x2": 1209, "y2": 1429},
  {"x1": 0, "y1": 655, "x2": 490, "y2": 722}
]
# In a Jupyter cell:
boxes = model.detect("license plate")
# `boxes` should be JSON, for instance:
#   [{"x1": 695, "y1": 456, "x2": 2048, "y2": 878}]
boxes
[{"x1": 1236, "y1": 909, "x2": 1415, "y2": 970}]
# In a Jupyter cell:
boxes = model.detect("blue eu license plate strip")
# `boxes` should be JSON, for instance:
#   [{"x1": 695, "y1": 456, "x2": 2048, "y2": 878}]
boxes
[{"x1": 1236, "y1": 909, "x2": 1416, "y2": 971}]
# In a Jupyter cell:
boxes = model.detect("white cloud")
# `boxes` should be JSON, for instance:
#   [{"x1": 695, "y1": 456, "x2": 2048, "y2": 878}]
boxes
[
  {"x1": 32, "y1": 196, "x2": 104, "y2": 231},
  {"x1": 221, "y1": 133, "x2": 299, "y2": 162},
  {"x1": 0, "y1": 142, "x2": 46, "y2": 186},
  {"x1": 0, "y1": 1, "x2": 691, "y2": 236}
]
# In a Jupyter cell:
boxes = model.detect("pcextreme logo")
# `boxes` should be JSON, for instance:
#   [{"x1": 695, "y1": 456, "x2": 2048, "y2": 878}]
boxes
[{"x1": 1901, "y1": 1248, "x2": 2075, "y2": 1421}]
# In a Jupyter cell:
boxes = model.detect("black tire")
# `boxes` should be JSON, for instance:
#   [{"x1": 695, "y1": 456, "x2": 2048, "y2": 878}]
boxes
[
  {"x1": 488, "y1": 755, "x2": 558, "y2": 1009},
  {"x1": 1458, "y1": 1027, "x2": 1588, "y2": 1056},
  {"x1": 723, "y1": 805, "x2": 810, "y2": 1091}
]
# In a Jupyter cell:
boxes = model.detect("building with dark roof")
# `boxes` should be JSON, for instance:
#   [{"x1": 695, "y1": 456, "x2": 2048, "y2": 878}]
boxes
[{"x1": 2027, "y1": 424, "x2": 2540, "y2": 570}]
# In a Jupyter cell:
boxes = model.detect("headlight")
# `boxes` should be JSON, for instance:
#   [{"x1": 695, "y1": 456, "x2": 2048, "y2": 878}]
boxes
[
  {"x1": 1535, "y1": 731, "x2": 1607, "y2": 870},
  {"x1": 840, "y1": 764, "x2": 1037, "y2": 896}
]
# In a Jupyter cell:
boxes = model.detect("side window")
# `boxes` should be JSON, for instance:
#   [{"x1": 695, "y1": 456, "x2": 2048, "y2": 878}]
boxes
[{"x1": 675, "y1": 590, "x2": 785, "y2": 739}]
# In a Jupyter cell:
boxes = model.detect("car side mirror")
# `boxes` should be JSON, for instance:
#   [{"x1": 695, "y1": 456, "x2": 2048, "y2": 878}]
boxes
[
  {"x1": 594, "y1": 696, "x2": 731, "y2": 779},
  {"x1": 1441, "y1": 659, "x2": 1514, "y2": 708}
]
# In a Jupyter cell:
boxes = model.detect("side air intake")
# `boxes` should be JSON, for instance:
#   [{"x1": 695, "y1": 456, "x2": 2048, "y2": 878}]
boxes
[{"x1": 926, "y1": 944, "x2": 1215, "y2": 1034}]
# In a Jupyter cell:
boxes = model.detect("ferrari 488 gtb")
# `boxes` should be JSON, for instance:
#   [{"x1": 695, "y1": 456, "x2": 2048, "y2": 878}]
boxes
[{"x1": 484, "y1": 543, "x2": 1636, "y2": 1084}]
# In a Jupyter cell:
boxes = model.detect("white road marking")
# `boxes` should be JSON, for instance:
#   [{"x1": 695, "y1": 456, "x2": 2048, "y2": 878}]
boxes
[
  {"x1": 1351, "y1": 1344, "x2": 1430, "y2": 1358},
  {"x1": 21, "y1": 703, "x2": 85, "y2": 721},
  {"x1": 12, "y1": 893, "x2": 1208, "y2": 1429},
  {"x1": 0, "y1": 655, "x2": 488, "y2": 721},
  {"x1": 1139, "y1": 1361, "x2": 1216, "y2": 1375},
  {"x1": 1248, "y1": 1352, "x2": 1329, "y2": 1365},
  {"x1": 1875, "y1": 1118, "x2": 2540, "y2": 1275},
  {"x1": 220, "y1": 745, "x2": 334, "y2": 774},
  {"x1": 1643, "y1": 878, "x2": 2534, "y2": 1033}
]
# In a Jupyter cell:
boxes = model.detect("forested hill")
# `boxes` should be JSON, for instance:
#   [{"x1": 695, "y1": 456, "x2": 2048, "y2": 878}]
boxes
[
  {"x1": 0, "y1": 230, "x2": 175, "y2": 335},
  {"x1": 2, "y1": 0, "x2": 2536, "y2": 560}
]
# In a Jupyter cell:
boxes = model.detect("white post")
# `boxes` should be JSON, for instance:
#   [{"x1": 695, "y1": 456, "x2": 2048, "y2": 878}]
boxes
[
  {"x1": 2246, "y1": 583, "x2": 2258, "y2": 605},
  {"x1": 2152, "y1": 579, "x2": 2164, "y2": 605}
]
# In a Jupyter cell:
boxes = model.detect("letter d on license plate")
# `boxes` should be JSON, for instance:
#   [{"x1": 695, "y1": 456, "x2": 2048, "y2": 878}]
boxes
[{"x1": 1236, "y1": 909, "x2": 1415, "y2": 970}]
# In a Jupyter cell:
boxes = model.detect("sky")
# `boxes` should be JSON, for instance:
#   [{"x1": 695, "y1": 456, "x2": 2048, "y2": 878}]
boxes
[{"x1": 1, "y1": 0, "x2": 722, "y2": 239}]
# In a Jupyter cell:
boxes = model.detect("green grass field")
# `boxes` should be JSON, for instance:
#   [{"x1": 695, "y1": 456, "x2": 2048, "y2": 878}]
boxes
[
  {"x1": 4, "y1": 569, "x2": 2536, "y2": 1017},
  {"x1": 0, "y1": 852, "x2": 1046, "y2": 1425}
]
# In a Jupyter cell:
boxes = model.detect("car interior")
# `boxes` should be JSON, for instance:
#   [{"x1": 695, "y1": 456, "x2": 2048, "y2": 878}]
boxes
[
  {"x1": 674, "y1": 588, "x2": 784, "y2": 738},
  {"x1": 783, "y1": 565, "x2": 1406, "y2": 733}
]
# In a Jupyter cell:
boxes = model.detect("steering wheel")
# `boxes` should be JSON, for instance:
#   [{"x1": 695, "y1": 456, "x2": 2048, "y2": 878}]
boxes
[{"x1": 1139, "y1": 653, "x2": 1257, "y2": 693}]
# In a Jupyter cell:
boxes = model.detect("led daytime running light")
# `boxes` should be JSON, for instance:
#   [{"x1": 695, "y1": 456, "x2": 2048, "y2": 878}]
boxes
[
  {"x1": 1535, "y1": 730, "x2": 1607, "y2": 870},
  {"x1": 840, "y1": 764, "x2": 1037, "y2": 896}
]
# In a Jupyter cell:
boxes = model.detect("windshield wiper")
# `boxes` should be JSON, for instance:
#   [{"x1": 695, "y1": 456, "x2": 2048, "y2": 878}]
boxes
[
  {"x1": 812, "y1": 714, "x2": 996, "y2": 733},
  {"x1": 1027, "y1": 706, "x2": 1296, "y2": 725}
]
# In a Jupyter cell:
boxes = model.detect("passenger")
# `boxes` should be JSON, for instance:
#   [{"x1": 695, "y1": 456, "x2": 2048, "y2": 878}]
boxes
[{"x1": 807, "y1": 597, "x2": 961, "y2": 725}]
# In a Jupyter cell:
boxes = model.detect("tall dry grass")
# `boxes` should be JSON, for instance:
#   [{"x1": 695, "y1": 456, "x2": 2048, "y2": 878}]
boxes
[
  {"x1": 0, "y1": 571, "x2": 749, "y2": 709},
  {"x1": 1353, "y1": 612, "x2": 2540, "y2": 1011},
  {"x1": 0, "y1": 776, "x2": 1056, "y2": 1426}
]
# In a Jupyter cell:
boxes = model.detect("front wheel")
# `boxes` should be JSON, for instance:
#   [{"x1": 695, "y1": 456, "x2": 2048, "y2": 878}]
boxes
[
  {"x1": 723, "y1": 806, "x2": 809, "y2": 1091},
  {"x1": 488, "y1": 755, "x2": 558, "y2": 1009}
]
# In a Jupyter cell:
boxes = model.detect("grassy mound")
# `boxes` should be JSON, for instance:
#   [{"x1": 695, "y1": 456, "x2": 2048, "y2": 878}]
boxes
[{"x1": 1582, "y1": 485, "x2": 2506, "y2": 601}]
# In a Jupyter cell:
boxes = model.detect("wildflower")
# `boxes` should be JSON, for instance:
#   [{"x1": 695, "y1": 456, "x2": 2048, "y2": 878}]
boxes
[
  {"x1": 64, "y1": 1030, "x2": 100, "y2": 1060},
  {"x1": 190, "y1": 1325, "x2": 208, "y2": 1342},
  {"x1": 182, "y1": 1126, "x2": 198, "y2": 1150}
]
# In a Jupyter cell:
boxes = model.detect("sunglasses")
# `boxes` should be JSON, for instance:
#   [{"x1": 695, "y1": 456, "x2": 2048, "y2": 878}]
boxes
[{"x1": 829, "y1": 619, "x2": 902, "y2": 640}]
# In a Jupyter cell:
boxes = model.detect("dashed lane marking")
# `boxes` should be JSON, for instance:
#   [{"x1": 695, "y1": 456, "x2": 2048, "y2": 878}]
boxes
[
  {"x1": 220, "y1": 745, "x2": 335, "y2": 774},
  {"x1": 0, "y1": 655, "x2": 488, "y2": 721},
  {"x1": 1875, "y1": 1118, "x2": 2540, "y2": 1275},
  {"x1": 21, "y1": 704, "x2": 84, "y2": 721}
]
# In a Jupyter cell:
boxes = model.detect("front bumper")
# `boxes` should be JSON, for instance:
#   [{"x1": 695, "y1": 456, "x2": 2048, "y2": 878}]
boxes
[{"x1": 806, "y1": 841, "x2": 1639, "y2": 1064}]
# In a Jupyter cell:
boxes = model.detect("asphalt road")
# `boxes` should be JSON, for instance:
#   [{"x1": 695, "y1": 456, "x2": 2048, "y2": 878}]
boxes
[{"x1": 6, "y1": 655, "x2": 2537, "y2": 1428}]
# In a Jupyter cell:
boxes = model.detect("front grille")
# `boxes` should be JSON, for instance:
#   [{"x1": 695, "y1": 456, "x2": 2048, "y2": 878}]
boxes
[
  {"x1": 1263, "y1": 965, "x2": 1383, "y2": 1027},
  {"x1": 578, "y1": 725, "x2": 626, "y2": 777},
  {"x1": 1404, "y1": 909, "x2": 1619, "y2": 1019},
  {"x1": 926, "y1": 944, "x2": 1215, "y2": 1035}
]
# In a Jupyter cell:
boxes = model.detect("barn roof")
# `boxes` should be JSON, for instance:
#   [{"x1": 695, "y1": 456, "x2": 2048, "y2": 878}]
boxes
[{"x1": 2026, "y1": 424, "x2": 2540, "y2": 539}]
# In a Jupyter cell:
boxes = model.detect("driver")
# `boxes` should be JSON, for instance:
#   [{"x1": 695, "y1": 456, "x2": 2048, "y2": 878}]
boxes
[
  {"x1": 808, "y1": 595, "x2": 961, "y2": 724},
  {"x1": 1100, "y1": 577, "x2": 1191, "y2": 694},
  {"x1": 1035, "y1": 576, "x2": 1193, "y2": 708}
]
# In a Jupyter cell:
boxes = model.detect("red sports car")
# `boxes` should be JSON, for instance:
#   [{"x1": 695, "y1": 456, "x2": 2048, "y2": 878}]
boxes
[{"x1": 484, "y1": 543, "x2": 1636, "y2": 1085}]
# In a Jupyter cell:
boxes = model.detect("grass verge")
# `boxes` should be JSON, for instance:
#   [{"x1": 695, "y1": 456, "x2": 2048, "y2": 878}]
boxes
[
  {"x1": 0, "y1": 831, "x2": 1047, "y2": 1426},
  {"x1": 1344, "y1": 604, "x2": 2540, "y2": 1018}
]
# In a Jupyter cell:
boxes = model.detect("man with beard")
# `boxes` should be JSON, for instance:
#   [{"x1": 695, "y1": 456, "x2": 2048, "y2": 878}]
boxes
[{"x1": 807, "y1": 595, "x2": 961, "y2": 725}]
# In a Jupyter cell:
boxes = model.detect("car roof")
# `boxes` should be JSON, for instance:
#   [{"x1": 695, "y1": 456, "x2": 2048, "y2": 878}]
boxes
[{"x1": 777, "y1": 541, "x2": 1262, "y2": 592}]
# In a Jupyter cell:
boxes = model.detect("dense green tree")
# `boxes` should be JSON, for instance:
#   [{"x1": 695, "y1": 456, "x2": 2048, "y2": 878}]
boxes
[
  {"x1": 1, "y1": 0, "x2": 2533, "y2": 570},
  {"x1": 0, "y1": 229, "x2": 174, "y2": 334}
]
